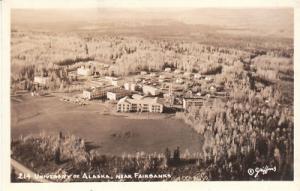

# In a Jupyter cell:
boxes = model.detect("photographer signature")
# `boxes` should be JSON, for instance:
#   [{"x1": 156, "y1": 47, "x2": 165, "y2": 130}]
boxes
[{"x1": 247, "y1": 166, "x2": 276, "y2": 178}]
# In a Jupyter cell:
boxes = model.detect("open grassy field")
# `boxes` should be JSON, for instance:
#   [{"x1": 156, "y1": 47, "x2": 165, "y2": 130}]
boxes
[{"x1": 11, "y1": 94, "x2": 204, "y2": 156}]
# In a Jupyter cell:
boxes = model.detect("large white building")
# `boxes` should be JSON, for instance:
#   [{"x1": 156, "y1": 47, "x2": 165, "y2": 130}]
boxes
[
  {"x1": 111, "y1": 79, "x2": 124, "y2": 87},
  {"x1": 183, "y1": 97, "x2": 205, "y2": 110},
  {"x1": 82, "y1": 86, "x2": 119, "y2": 100},
  {"x1": 142, "y1": 85, "x2": 160, "y2": 96},
  {"x1": 105, "y1": 76, "x2": 123, "y2": 87},
  {"x1": 117, "y1": 95, "x2": 163, "y2": 113},
  {"x1": 83, "y1": 87, "x2": 106, "y2": 100},
  {"x1": 124, "y1": 82, "x2": 136, "y2": 91},
  {"x1": 107, "y1": 89, "x2": 131, "y2": 101}
]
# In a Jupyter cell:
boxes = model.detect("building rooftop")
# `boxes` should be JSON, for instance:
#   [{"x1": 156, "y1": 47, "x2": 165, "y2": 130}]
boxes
[
  {"x1": 84, "y1": 85, "x2": 114, "y2": 92},
  {"x1": 183, "y1": 96, "x2": 206, "y2": 100},
  {"x1": 118, "y1": 95, "x2": 162, "y2": 105},
  {"x1": 143, "y1": 85, "x2": 158, "y2": 90}
]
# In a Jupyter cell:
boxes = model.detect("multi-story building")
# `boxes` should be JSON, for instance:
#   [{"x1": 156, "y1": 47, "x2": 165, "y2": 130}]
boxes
[
  {"x1": 82, "y1": 86, "x2": 119, "y2": 100},
  {"x1": 83, "y1": 87, "x2": 106, "y2": 100},
  {"x1": 117, "y1": 95, "x2": 163, "y2": 113},
  {"x1": 111, "y1": 79, "x2": 124, "y2": 87},
  {"x1": 105, "y1": 76, "x2": 123, "y2": 87},
  {"x1": 182, "y1": 97, "x2": 205, "y2": 110},
  {"x1": 124, "y1": 82, "x2": 136, "y2": 91},
  {"x1": 142, "y1": 85, "x2": 160, "y2": 96},
  {"x1": 107, "y1": 89, "x2": 131, "y2": 101}
]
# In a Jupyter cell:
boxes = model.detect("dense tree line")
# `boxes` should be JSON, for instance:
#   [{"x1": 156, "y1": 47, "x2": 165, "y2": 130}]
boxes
[{"x1": 12, "y1": 31, "x2": 292, "y2": 81}]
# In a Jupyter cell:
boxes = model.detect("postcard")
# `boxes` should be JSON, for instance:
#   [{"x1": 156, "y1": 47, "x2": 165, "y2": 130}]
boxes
[{"x1": 1, "y1": 0, "x2": 299, "y2": 190}]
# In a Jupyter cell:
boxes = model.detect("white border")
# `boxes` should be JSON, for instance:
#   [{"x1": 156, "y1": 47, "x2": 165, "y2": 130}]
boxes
[
  {"x1": 1, "y1": 0, "x2": 300, "y2": 191},
  {"x1": 8, "y1": 0, "x2": 300, "y2": 9}
]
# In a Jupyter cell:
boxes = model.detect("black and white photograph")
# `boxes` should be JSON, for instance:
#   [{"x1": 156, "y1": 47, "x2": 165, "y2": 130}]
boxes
[{"x1": 1, "y1": 0, "x2": 299, "y2": 190}]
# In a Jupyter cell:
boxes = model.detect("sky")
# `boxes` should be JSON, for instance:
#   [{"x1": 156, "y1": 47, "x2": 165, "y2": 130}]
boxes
[{"x1": 10, "y1": 0, "x2": 298, "y2": 9}]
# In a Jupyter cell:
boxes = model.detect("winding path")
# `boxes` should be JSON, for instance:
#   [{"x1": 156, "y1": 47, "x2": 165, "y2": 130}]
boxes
[{"x1": 11, "y1": 159, "x2": 52, "y2": 183}]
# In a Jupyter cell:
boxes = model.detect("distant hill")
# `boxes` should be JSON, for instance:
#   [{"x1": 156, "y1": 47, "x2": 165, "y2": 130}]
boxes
[{"x1": 11, "y1": 8, "x2": 293, "y2": 39}]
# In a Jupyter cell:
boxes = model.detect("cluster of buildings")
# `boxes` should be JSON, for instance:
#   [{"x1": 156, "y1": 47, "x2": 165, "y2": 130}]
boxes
[
  {"x1": 30, "y1": 62, "x2": 228, "y2": 115},
  {"x1": 82, "y1": 79, "x2": 164, "y2": 113},
  {"x1": 78, "y1": 68, "x2": 164, "y2": 112},
  {"x1": 79, "y1": 66, "x2": 228, "y2": 113},
  {"x1": 28, "y1": 61, "x2": 228, "y2": 114},
  {"x1": 81, "y1": 79, "x2": 164, "y2": 113}
]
